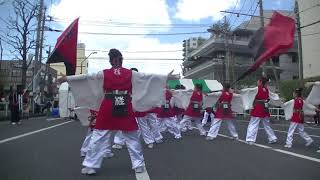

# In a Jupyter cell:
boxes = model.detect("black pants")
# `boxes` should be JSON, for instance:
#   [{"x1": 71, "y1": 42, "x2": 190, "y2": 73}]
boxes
[
  {"x1": 314, "y1": 114, "x2": 319, "y2": 125},
  {"x1": 10, "y1": 107, "x2": 20, "y2": 123}
]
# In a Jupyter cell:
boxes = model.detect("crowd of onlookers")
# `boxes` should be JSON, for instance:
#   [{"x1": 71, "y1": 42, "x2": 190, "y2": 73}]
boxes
[{"x1": 0, "y1": 87, "x2": 57, "y2": 125}]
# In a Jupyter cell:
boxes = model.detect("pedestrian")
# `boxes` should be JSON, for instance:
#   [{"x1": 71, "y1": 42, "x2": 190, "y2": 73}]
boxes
[
  {"x1": 205, "y1": 83, "x2": 242, "y2": 140},
  {"x1": 283, "y1": 88, "x2": 318, "y2": 148},
  {"x1": 58, "y1": 48, "x2": 178, "y2": 175},
  {"x1": 8, "y1": 87, "x2": 21, "y2": 125},
  {"x1": 241, "y1": 77, "x2": 281, "y2": 145},
  {"x1": 179, "y1": 84, "x2": 206, "y2": 136},
  {"x1": 313, "y1": 105, "x2": 320, "y2": 126}
]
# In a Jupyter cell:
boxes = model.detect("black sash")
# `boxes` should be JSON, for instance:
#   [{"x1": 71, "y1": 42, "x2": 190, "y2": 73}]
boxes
[
  {"x1": 191, "y1": 101, "x2": 201, "y2": 112},
  {"x1": 254, "y1": 99, "x2": 269, "y2": 113},
  {"x1": 105, "y1": 91, "x2": 129, "y2": 117}
]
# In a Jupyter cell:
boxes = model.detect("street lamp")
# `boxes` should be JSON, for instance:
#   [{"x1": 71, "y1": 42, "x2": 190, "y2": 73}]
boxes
[{"x1": 80, "y1": 52, "x2": 97, "y2": 74}]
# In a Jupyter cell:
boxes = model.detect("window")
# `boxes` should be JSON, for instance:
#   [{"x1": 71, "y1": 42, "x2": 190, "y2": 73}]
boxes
[
  {"x1": 292, "y1": 54, "x2": 297, "y2": 63},
  {"x1": 293, "y1": 75, "x2": 299, "y2": 80}
]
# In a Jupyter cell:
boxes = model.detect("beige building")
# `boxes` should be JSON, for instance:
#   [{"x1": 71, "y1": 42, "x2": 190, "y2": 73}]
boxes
[
  {"x1": 50, "y1": 43, "x2": 86, "y2": 77},
  {"x1": 297, "y1": 0, "x2": 320, "y2": 78}
]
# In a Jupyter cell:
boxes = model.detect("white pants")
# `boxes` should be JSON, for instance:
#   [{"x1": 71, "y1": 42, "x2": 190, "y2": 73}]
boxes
[
  {"x1": 158, "y1": 117, "x2": 182, "y2": 138},
  {"x1": 137, "y1": 116, "x2": 155, "y2": 145},
  {"x1": 207, "y1": 119, "x2": 238, "y2": 138},
  {"x1": 180, "y1": 115, "x2": 206, "y2": 135},
  {"x1": 157, "y1": 118, "x2": 167, "y2": 132},
  {"x1": 80, "y1": 128, "x2": 93, "y2": 154},
  {"x1": 202, "y1": 111, "x2": 215, "y2": 125},
  {"x1": 83, "y1": 129, "x2": 145, "y2": 169},
  {"x1": 286, "y1": 122, "x2": 313, "y2": 145},
  {"x1": 246, "y1": 117, "x2": 277, "y2": 142},
  {"x1": 146, "y1": 113, "x2": 163, "y2": 141},
  {"x1": 114, "y1": 131, "x2": 126, "y2": 146}
]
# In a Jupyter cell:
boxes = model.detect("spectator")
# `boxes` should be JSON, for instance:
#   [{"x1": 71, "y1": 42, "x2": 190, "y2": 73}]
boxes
[
  {"x1": 314, "y1": 104, "x2": 320, "y2": 126},
  {"x1": 8, "y1": 87, "x2": 21, "y2": 125}
]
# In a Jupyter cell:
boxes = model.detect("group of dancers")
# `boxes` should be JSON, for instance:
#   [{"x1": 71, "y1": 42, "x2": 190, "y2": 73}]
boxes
[{"x1": 59, "y1": 48, "x2": 320, "y2": 175}]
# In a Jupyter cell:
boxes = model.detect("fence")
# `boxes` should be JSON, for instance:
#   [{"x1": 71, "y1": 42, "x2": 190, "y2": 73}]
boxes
[{"x1": 235, "y1": 107, "x2": 286, "y2": 121}]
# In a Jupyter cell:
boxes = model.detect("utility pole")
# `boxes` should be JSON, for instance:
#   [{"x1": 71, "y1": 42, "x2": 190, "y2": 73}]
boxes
[
  {"x1": 258, "y1": 0, "x2": 266, "y2": 76},
  {"x1": 295, "y1": 1, "x2": 303, "y2": 80},
  {"x1": 33, "y1": 0, "x2": 44, "y2": 92},
  {"x1": 39, "y1": 7, "x2": 46, "y2": 67},
  {"x1": 224, "y1": 16, "x2": 230, "y2": 83}
]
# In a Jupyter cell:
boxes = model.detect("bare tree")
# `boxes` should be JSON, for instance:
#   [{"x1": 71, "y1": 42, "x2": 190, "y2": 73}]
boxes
[{"x1": 3, "y1": 0, "x2": 38, "y2": 89}]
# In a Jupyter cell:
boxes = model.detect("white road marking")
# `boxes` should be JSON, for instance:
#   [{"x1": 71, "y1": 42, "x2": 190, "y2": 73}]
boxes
[
  {"x1": 237, "y1": 119, "x2": 320, "y2": 130},
  {"x1": 0, "y1": 121, "x2": 73, "y2": 144},
  {"x1": 135, "y1": 168, "x2": 151, "y2": 180},
  {"x1": 257, "y1": 128, "x2": 320, "y2": 138},
  {"x1": 217, "y1": 133, "x2": 320, "y2": 163}
]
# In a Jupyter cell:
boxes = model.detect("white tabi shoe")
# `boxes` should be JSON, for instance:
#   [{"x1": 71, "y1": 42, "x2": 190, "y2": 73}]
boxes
[
  {"x1": 316, "y1": 149, "x2": 320, "y2": 153},
  {"x1": 232, "y1": 136, "x2": 239, "y2": 140},
  {"x1": 268, "y1": 139, "x2": 277, "y2": 144},
  {"x1": 134, "y1": 166, "x2": 145, "y2": 173},
  {"x1": 174, "y1": 135, "x2": 182, "y2": 140},
  {"x1": 284, "y1": 144, "x2": 292, "y2": 148},
  {"x1": 206, "y1": 136, "x2": 214, "y2": 141},
  {"x1": 305, "y1": 140, "x2": 314, "y2": 147},
  {"x1": 104, "y1": 152, "x2": 114, "y2": 158},
  {"x1": 200, "y1": 132, "x2": 207, "y2": 136},
  {"x1": 181, "y1": 127, "x2": 187, "y2": 132},
  {"x1": 246, "y1": 141, "x2": 254, "y2": 145},
  {"x1": 112, "y1": 144, "x2": 123, "y2": 149},
  {"x1": 155, "y1": 139, "x2": 163, "y2": 144},
  {"x1": 147, "y1": 143, "x2": 154, "y2": 149},
  {"x1": 81, "y1": 167, "x2": 96, "y2": 175}
]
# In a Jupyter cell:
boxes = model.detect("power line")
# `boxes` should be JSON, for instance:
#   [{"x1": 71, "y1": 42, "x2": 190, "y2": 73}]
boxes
[
  {"x1": 76, "y1": 57, "x2": 183, "y2": 61},
  {"x1": 227, "y1": 0, "x2": 240, "y2": 25},
  {"x1": 46, "y1": 28, "x2": 209, "y2": 36},
  {"x1": 86, "y1": 49, "x2": 183, "y2": 53},
  {"x1": 299, "y1": 19, "x2": 320, "y2": 29},
  {"x1": 299, "y1": 3, "x2": 320, "y2": 14},
  {"x1": 50, "y1": 19, "x2": 209, "y2": 29},
  {"x1": 229, "y1": 0, "x2": 247, "y2": 28},
  {"x1": 49, "y1": 17, "x2": 212, "y2": 27},
  {"x1": 243, "y1": 1, "x2": 259, "y2": 29}
]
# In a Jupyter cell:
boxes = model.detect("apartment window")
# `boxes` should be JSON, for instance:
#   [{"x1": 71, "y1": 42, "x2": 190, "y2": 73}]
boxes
[
  {"x1": 291, "y1": 54, "x2": 297, "y2": 63},
  {"x1": 11, "y1": 69, "x2": 21, "y2": 77},
  {"x1": 292, "y1": 75, "x2": 299, "y2": 80}
]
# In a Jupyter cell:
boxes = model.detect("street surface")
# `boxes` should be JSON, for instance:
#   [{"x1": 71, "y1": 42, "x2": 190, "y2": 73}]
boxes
[{"x1": 0, "y1": 117, "x2": 320, "y2": 180}]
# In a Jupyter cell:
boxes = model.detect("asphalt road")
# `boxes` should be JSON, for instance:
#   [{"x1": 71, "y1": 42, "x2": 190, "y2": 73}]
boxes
[{"x1": 0, "y1": 117, "x2": 319, "y2": 180}]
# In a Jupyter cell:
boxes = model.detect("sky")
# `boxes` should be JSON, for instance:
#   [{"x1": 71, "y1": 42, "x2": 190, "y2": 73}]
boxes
[{"x1": 0, "y1": 0, "x2": 294, "y2": 75}]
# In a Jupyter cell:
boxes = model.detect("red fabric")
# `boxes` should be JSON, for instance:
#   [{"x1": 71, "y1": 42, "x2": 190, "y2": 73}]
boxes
[
  {"x1": 184, "y1": 90, "x2": 203, "y2": 118},
  {"x1": 251, "y1": 12, "x2": 295, "y2": 71},
  {"x1": 251, "y1": 85, "x2": 270, "y2": 118},
  {"x1": 95, "y1": 67, "x2": 138, "y2": 131},
  {"x1": 205, "y1": 107, "x2": 212, "y2": 113},
  {"x1": 135, "y1": 111, "x2": 147, "y2": 118},
  {"x1": 157, "y1": 90, "x2": 175, "y2": 118},
  {"x1": 235, "y1": 12, "x2": 295, "y2": 82},
  {"x1": 47, "y1": 18, "x2": 78, "y2": 75},
  {"x1": 291, "y1": 97, "x2": 304, "y2": 123},
  {"x1": 215, "y1": 90, "x2": 234, "y2": 119}
]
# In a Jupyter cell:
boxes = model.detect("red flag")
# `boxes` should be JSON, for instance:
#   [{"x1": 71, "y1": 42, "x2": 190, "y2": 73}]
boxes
[
  {"x1": 235, "y1": 12, "x2": 295, "y2": 82},
  {"x1": 47, "y1": 18, "x2": 79, "y2": 75}
]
